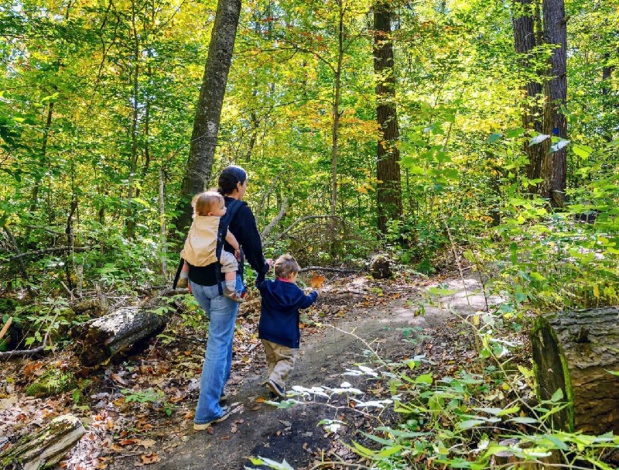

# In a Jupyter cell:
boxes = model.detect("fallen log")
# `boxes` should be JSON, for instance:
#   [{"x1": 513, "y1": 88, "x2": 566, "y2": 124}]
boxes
[
  {"x1": 0, "y1": 414, "x2": 85, "y2": 470},
  {"x1": 531, "y1": 307, "x2": 619, "y2": 434},
  {"x1": 72, "y1": 295, "x2": 176, "y2": 366}
]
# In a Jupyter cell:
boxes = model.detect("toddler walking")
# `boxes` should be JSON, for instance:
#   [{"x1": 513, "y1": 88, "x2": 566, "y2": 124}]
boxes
[
  {"x1": 178, "y1": 191, "x2": 244, "y2": 303},
  {"x1": 257, "y1": 255, "x2": 318, "y2": 398}
]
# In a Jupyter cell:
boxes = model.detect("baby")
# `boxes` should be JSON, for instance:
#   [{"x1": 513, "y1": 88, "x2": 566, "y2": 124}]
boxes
[{"x1": 178, "y1": 191, "x2": 244, "y2": 302}]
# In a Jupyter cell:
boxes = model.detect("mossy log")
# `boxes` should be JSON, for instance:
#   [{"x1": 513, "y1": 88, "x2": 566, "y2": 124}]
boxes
[
  {"x1": 531, "y1": 307, "x2": 619, "y2": 434},
  {"x1": 0, "y1": 414, "x2": 85, "y2": 470},
  {"x1": 72, "y1": 304, "x2": 169, "y2": 367}
]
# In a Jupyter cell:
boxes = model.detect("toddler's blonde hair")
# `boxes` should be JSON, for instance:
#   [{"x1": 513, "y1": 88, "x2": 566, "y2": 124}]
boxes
[
  {"x1": 274, "y1": 254, "x2": 300, "y2": 279},
  {"x1": 192, "y1": 191, "x2": 224, "y2": 217}
]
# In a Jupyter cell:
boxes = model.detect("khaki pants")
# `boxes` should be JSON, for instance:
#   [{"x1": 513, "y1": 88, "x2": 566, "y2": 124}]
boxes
[{"x1": 261, "y1": 339, "x2": 298, "y2": 390}]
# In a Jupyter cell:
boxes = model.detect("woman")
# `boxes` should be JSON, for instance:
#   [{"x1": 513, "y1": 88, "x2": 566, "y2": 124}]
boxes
[{"x1": 189, "y1": 165, "x2": 270, "y2": 430}]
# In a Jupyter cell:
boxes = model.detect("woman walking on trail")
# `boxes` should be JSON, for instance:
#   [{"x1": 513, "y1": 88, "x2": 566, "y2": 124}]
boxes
[{"x1": 189, "y1": 165, "x2": 270, "y2": 430}]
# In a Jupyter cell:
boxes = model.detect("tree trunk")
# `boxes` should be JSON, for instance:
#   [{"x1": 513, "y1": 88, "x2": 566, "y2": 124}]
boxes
[
  {"x1": 72, "y1": 298, "x2": 176, "y2": 366},
  {"x1": 172, "y1": 0, "x2": 242, "y2": 236},
  {"x1": 29, "y1": 102, "x2": 54, "y2": 215},
  {"x1": 0, "y1": 415, "x2": 85, "y2": 470},
  {"x1": 126, "y1": 0, "x2": 141, "y2": 239},
  {"x1": 511, "y1": 0, "x2": 544, "y2": 183},
  {"x1": 374, "y1": 0, "x2": 402, "y2": 234},
  {"x1": 601, "y1": 45, "x2": 617, "y2": 142},
  {"x1": 531, "y1": 307, "x2": 619, "y2": 435},
  {"x1": 541, "y1": 0, "x2": 567, "y2": 207},
  {"x1": 330, "y1": 0, "x2": 344, "y2": 218}
]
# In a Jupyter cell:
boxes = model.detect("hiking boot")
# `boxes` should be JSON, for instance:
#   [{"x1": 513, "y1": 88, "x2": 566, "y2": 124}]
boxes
[
  {"x1": 266, "y1": 379, "x2": 286, "y2": 399},
  {"x1": 224, "y1": 288, "x2": 246, "y2": 303},
  {"x1": 193, "y1": 406, "x2": 231, "y2": 431}
]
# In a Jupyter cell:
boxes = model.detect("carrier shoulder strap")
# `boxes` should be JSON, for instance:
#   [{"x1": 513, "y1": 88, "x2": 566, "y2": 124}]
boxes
[{"x1": 214, "y1": 199, "x2": 246, "y2": 295}]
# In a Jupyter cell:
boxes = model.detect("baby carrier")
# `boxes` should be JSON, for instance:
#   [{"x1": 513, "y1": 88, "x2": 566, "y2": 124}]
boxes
[{"x1": 173, "y1": 199, "x2": 245, "y2": 295}]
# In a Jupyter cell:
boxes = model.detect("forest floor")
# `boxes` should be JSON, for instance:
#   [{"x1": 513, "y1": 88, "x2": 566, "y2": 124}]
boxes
[{"x1": 0, "y1": 268, "x2": 506, "y2": 470}]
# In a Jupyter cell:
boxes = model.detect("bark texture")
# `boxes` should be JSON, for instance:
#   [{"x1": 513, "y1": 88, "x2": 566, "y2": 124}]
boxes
[
  {"x1": 541, "y1": 0, "x2": 567, "y2": 206},
  {"x1": 72, "y1": 303, "x2": 170, "y2": 366},
  {"x1": 374, "y1": 0, "x2": 402, "y2": 234},
  {"x1": 0, "y1": 415, "x2": 85, "y2": 470},
  {"x1": 532, "y1": 307, "x2": 619, "y2": 434},
  {"x1": 511, "y1": 0, "x2": 544, "y2": 183},
  {"x1": 173, "y1": 0, "x2": 242, "y2": 234}
]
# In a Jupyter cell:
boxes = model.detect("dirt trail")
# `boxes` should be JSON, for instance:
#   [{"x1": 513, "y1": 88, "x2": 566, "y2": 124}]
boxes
[{"x1": 110, "y1": 276, "x2": 496, "y2": 470}]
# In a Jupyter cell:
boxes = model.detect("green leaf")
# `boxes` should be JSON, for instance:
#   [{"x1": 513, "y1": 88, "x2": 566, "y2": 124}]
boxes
[
  {"x1": 507, "y1": 417, "x2": 538, "y2": 424},
  {"x1": 458, "y1": 419, "x2": 485, "y2": 429},
  {"x1": 473, "y1": 407, "x2": 503, "y2": 415},
  {"x1": 497, "y1": 405, "x2": 520, "y2": 416},
  {"x1": 509, "y1": 242, "x2": 518, "y2": 264},
  {"x1": 572, "y1": 144, "x2": 593, "y2": 159},
  {"x1": 415, "y1": 373, "x2": 433, "y2": 385},
  {"x1": 506, "y1": 127, "x2": 525, "y2": 138},
  {"x1": 487, "y1": 133, "x2": 502, "y2": 143},
  {"x1": 551, "y1": 388, "x2": 564, "y2": 402},
  {"x1": 542, "y1": 434, "x2": 569, "y2": 450},
  {"x1": 377, "y1": 445, "x2": 404, "y2": 457}
]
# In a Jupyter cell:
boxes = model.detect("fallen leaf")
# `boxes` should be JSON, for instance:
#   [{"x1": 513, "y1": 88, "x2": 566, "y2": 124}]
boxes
[
  {"x1": 309, "y1": 273, "x2": 325, "y2": 289},
  {"x1": 137, "y1": 439, "x2": 156, "y2": 449},
  {"x1": 140, "y1": 453, "x2": 159, "y2": 465},
  {"x1": 111, "y1": 374, "x2": 127, "y2": 385}
]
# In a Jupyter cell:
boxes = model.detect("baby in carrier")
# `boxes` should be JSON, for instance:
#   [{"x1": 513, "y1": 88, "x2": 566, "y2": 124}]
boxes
[{"x1": 178, "y1": 191, "x2": 244, "y2": 303}]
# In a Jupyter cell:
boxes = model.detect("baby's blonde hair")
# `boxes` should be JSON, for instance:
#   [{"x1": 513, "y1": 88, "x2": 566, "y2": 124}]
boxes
[
  {"x1": 274, "y1": 254, "x2": 300, "y2": 279},
  {"x1": 192, "y1": 191, "x2": 224, "y2": 216}
]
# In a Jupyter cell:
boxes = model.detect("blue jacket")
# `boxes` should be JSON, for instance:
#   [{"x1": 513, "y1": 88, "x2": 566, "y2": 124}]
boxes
[{"x1": 257, "y1": 279, "x2": 318, "y2": 349}]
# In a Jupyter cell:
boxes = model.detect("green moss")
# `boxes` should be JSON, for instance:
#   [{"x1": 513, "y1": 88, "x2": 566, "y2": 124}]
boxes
[{"x1": 26, "y1": 369, "x2": 76, "y2": 398}]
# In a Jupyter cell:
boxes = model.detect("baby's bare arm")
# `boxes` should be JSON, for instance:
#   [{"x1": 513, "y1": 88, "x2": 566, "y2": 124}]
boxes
[{"x1": 226, "y1": 230, "x2": 240, "y2": 251}]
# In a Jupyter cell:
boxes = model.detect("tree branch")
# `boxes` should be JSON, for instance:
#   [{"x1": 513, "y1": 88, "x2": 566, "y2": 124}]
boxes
[
  {"x1": 260, "y1": 197, "x2": 288, "y2": 240},
  {"x1": 264, "y1": 215, "x2": 350, "y2": 247},
  {"x1": 9, "y1": 246, "x2": 91, "y2": 260}
]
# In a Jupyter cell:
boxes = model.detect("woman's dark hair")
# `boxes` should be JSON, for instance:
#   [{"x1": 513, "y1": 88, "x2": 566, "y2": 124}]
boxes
[{"x1": 218, "y1": 166, "x2": 247, "y2": 195}]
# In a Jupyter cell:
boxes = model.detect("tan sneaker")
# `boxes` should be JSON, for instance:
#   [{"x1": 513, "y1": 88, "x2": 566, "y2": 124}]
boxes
[{"x1": 193, "y1": 406, "x2": 231, "y2": 431}]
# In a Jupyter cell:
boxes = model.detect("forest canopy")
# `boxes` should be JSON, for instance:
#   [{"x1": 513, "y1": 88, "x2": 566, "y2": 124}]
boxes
[{"x1": 1, "y1": 0, "x2": 617, "y2": 306}]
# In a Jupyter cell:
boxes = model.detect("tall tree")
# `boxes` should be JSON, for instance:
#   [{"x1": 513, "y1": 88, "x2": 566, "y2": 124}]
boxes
[
  {"x1": 541, "y1": 0, "x2": 568, "y2": 207},
  {"x1": 330, "y1": 0, "x2": 345, "y2": 218},
  {"x1": 511, "y1": 0, "x2": 544, "y2": 184},
  {"x1": 373, "y1": 0, "x2": 402, "y2": 234},
  {"x1": 172, "y1": 0, "x2": 242, "y2": 234}
]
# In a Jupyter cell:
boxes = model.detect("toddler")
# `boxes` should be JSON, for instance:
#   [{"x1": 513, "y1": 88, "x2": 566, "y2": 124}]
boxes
[{"x1": 257, "y1": 254, "x2": 318, "y2": 398}]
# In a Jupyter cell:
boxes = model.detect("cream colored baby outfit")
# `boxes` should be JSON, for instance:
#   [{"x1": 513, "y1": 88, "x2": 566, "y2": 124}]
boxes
[{"x1": 181, "y1": 215, "x2": 238, "y2": 272}]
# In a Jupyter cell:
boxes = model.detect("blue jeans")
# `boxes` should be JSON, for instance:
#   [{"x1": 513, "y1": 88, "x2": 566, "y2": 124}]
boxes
[{"x1": 191, "y1": 276, "x2": 242, "y2": 424}]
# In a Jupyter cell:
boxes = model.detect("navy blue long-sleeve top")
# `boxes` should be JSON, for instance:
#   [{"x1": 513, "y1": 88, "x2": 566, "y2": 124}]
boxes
[{"x1": 257, "y1": 279, "x2": 318, "y2": 349}]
